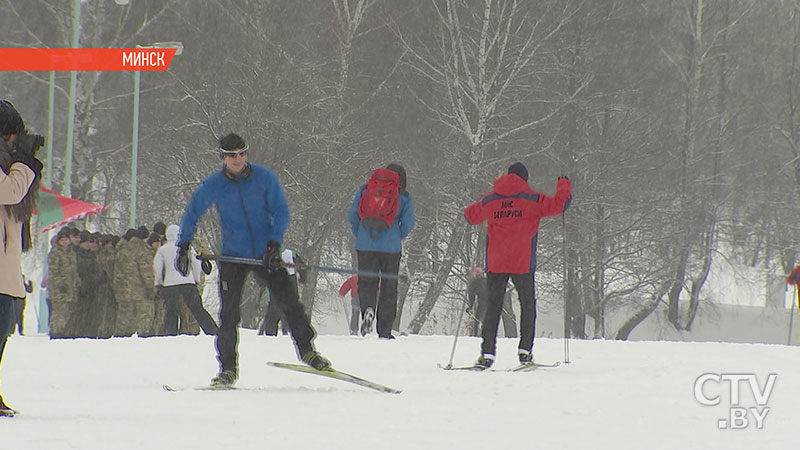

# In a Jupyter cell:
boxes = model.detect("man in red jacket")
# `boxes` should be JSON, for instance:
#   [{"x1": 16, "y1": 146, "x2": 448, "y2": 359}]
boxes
[{"x1": 464, "y1": 162, "x2": 571, "y2": 368}]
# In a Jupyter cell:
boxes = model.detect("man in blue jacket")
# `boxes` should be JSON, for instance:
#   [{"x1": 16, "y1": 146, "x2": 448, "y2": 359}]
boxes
[
  {"x1": 347, "y1": 164, "x2": 415, "y2": 339},
  {"x1": 176, "y1": 133, "x2": 330, "y2": 387}
]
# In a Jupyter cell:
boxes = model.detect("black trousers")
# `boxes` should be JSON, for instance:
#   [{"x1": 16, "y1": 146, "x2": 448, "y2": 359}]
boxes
[
  {"x1": 13, "y1": 298, "x2": 24, "y2": 335},
  {"x1": 501, "y1": 294, "x2": 518, "y2": 338},
  {"x1": 162, "y1": 284, "x2": 219, "y2": 336},
  {"x1": 481, "y1": 272, "x2": 537, "y2": 356},
  {"x1": 356, "y1": 251, "x2": 401, "y2": 337},
  {"x1": 262, "y1": 274, "x2": 298, "y2": 336},
  {"x1": 0, "y1": 294, "x2": 18, "y2": 368},
  {"x1": 217, "y1": 262, "x2": 316, "y2": 373}
]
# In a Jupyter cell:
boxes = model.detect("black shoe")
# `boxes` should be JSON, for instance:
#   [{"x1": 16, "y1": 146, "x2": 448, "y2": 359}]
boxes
[
  {"x1": 302, "y1": 350, "x2": 332, "y2": 371},
  {"x1": 360, "y1": 307, "x2": 374, "y2": 336},
  {"x1": 210, "y1": 369, "x2": 238, "y2": 387},
  {"x1": 0, "y1": 394, "x2": 16, "y2": 418},
  {"x1": 518, "y1": 350, "x2": 533, "y2": 364},
  {"x1": 475, "y1": 354, "x2": 494, "y2": 369},
  {"x1": 378, "y1": 334, "x2": 395, "y2": 340}
]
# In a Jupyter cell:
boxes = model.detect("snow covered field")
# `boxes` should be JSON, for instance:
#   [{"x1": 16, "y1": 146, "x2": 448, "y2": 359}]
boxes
[{"x1": 1, "y1": 332, "x2": 796, "y2": 450}]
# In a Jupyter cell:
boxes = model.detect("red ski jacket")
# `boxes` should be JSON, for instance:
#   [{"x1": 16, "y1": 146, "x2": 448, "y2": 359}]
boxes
[{"x1": 464, "y1": 174, "x2": 572, "y2": 274}]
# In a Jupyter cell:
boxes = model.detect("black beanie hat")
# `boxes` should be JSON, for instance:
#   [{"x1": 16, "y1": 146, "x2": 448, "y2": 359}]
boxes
[
  {"x1": 136, "y1": 226, "x2": 150, "y2": 240},
  {"x1": 122, "y1": 228, "x2": 137, "y2": 241},
  {"x1": 508, "y1": 162, "x2": 528, "y2": 181},
  {"x1": 220, "y1": 133, "x2": 246, "y2": 151},
  {"x1": 386, "y1": 163, "x2": 407, "y2": 193},
  {"x1": 153, "y1": 221, "x2": 166, "y2": 236}
]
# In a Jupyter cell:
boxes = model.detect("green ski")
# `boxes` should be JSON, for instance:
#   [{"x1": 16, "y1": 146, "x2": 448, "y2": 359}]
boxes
[{"x1": 266, "y1": 361, "x2": 402, "y2": 394}]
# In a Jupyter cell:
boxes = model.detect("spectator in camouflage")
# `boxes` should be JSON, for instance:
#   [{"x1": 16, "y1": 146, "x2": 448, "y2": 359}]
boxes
[{"x1": 48, "y1": 228, "x2": 78, "y2": 338}]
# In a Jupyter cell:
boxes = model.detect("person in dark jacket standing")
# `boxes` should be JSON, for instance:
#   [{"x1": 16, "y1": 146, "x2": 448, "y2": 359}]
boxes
[
  {"x1": 464, "y1": 162, "x2": 571, "y2": 368},
  {"x1": 347, "y1": 164, "x2": 415, "y2": 339},
  {"x1": 177, "y1": 133, "x2": 330, "y2": 387}
]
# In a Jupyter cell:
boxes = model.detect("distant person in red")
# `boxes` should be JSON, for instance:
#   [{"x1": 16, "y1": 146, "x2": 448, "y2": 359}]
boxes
[
  {"x1": 338, "y1": 276, "x2": 361, "y2": 335},
  {"x1": 786, "y1": 266, "x2": 800, "y2": 285},
  {"x1": 464, "y1": 162, "x2": 571, "y2": 369},
  {"x1": 786, "y1": 266, "x2": 800, "y2": 308},
  {"x1": 338, "y1": 276, "x2": 380, "y2": 335}
]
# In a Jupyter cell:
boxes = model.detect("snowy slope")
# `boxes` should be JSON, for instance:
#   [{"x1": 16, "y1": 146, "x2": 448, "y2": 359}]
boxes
[{"x1": 1, "y1": 332, "x2": 796, "y2": 450}]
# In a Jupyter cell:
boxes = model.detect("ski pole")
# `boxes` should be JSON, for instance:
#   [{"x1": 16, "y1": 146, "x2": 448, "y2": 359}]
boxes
[
  {"x1": 790, "y1": 285, "x2": 798, "y2": 346},
  {"x1": 562, "y1": 214, "x2": 571, "y2": 364},
  {"x1": 444, "y1": 295, "x2": 470, "y2": 369},
  {"x1": 197, "y1": 254, "x2": 407, "y2": 281}
]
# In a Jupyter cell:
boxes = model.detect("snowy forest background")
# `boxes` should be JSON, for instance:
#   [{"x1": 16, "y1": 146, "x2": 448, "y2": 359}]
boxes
[{"x1": 2, "y1": 0, "x2": 800, "y2": 341}]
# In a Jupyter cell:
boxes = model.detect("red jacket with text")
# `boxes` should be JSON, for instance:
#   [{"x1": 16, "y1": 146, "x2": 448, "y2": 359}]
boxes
[{"x1": 464, "y1": 174, "x2": 572, "y2": 274}]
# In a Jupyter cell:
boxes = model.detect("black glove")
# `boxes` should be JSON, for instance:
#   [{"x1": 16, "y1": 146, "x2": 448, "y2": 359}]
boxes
[
  {"x1": 263, "y1": 240, "x2": 282, "y2": 273},
  {"x1": 175, "y1": 241, "x2": 190, "y2": 276},
  {"x1": 558, "y1": 175, "x2": 569, "y2": 180},
  {"x1": 201, "y1": 259, "x2": 213, "y2": 275},
  {"x1": 24, "y1": 279, "x2": 33, "y2": 293}
]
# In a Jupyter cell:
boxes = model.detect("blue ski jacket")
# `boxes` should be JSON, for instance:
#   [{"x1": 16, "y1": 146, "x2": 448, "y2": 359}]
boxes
[
  {"x1": 347, "y1": 185, "x2": 414, "y2": 254},
  {"x1": 178, "y1": 164, "x2": 290, "y2": 259}
]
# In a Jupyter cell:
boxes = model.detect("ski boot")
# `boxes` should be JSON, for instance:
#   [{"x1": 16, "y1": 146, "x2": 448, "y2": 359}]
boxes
[
  {"x1": 360, "y1": 307, "x2": 374, "y2": 336},
  {"x1": 302, "y1": 350, "x2": 332, "y2": 371},
  {"x1": 518, "y1": 349, "x2": 533, "y2": 364},
  {"x1": 474, "y1": 354, "x2": 495, "y2": 370},
  {"x1": 210, "y1": 369, "x2": 238, "y2": 388}
]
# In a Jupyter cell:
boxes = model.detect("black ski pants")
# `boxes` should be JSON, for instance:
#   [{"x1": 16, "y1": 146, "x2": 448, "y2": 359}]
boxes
[
  {"x1": 217, "y1": 262, "x2": 317, "y2": 373},
  {"x1": 162, "y1": 284, "x2": 219, "y2": 336},
  {"x1": 481, "y1": 272, "x2": 537, "y2": 356},
  {"x1": 356, "y1": 250, "x2": 401, "y2": 337}
]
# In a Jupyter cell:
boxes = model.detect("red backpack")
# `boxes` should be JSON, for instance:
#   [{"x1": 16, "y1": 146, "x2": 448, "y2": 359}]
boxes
[{"x1": 358, "y1": 168, "x2": 400, "y2": 236}]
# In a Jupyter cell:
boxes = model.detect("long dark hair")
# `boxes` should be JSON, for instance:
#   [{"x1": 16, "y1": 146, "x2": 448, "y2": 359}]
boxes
[{"x1": 0, "y1": 139, "x2": 39, "y2": 252}]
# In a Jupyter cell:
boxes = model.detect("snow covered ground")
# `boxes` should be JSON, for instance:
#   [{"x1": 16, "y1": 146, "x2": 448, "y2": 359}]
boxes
[{"x1": 1, "y1": 332, "x2": 796, "y2": 450}]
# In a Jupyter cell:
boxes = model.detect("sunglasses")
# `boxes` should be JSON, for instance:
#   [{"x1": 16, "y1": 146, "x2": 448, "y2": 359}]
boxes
[{"x1": 220, "y1": 144, "x2": 248, "y2": 158}]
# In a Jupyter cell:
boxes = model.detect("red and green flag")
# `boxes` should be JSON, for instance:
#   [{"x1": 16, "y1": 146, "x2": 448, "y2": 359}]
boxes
[{"x1": 34, "y1": 187, "x2": 107, "y2": 233}]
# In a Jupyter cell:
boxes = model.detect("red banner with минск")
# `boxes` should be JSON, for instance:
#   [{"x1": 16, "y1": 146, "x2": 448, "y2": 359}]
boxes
[{"x1": 0, "y1": 48, "x2": 177, "y2": 71}]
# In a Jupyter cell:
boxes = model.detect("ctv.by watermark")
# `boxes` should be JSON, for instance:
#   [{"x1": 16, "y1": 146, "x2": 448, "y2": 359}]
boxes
[{"x1": 694, "y1": 373, "x2": 777, "y2": 430}]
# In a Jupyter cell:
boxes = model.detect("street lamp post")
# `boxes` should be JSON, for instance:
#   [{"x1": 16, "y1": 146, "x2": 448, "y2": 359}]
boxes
[
  {"x1": 129, "y1": 42, "x2": 183, "y2": 229},
  {"x1": 63, "y1": 0, "x2": 81, "y2": 198},
  {"x1": 38, "y1": 70, "x2": 56, "y2": 333},
  {"x1": 63, "y1": 0, "x2": 129, "y2": 197}
]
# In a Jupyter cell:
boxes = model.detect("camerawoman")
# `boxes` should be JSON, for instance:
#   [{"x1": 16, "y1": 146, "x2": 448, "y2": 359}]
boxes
[{"x1": 0, "y1": 99, "x2": 44, "y2": 418}]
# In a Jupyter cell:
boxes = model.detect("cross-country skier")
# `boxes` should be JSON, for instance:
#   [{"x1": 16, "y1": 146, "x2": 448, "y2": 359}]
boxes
[
  {"x1": 176, "y1": 133, "x2": 331, "y2": 387},
  {"x1": 464, "y1": 162, "x2": 571, "y2": 369}
]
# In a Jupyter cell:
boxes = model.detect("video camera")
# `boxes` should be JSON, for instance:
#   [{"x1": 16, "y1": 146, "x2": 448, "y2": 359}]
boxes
[{"x1": 13, "y1": 129, "x2": 44, "y2": 158}]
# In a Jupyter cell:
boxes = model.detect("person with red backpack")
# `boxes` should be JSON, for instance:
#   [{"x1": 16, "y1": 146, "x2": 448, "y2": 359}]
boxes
[
  {"x1": 347, "y1": 163, "x2": 415, "y2": 338},
  {"x1": 464, "y1": 162, "x2": 571, "y2": 369}
]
